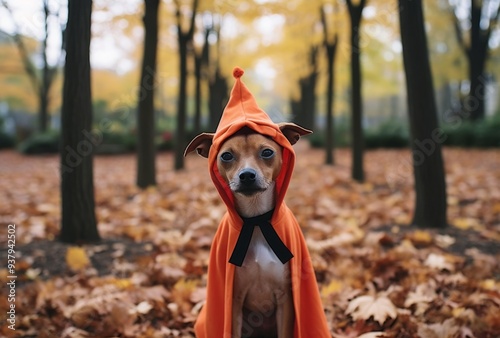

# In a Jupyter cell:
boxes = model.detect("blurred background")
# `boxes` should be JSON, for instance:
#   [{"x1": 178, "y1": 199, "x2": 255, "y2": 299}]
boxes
[
  {"x1": 1, "y1": 2, "x2": 499, "y2": 336},
  {"x1": 1, "y1": 0, "x2": 499, "y2": 156}
]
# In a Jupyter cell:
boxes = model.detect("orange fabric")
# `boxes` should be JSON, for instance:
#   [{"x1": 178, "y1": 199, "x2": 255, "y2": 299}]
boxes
[{"x1": 194, "y1": 67, "x2": 330, "y2": 338}]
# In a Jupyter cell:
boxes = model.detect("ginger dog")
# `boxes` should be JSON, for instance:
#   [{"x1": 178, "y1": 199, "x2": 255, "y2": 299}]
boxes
[{"x1": 185, "y1": 67, "x2": 331, "y2": 338}]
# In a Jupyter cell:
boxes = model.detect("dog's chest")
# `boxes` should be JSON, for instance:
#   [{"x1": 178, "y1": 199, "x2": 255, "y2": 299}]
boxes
[
  {"x1": 249, "y1": 227, "x2": 285, "y2": 271},
  {"x1": 234, "y1": 227, "x2": 289, "y2": 306}
]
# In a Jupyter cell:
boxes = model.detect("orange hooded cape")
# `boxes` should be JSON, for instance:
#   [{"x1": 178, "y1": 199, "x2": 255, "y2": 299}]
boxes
[{"x1": 187, "y1": 67, "x2": 330, "y2": 338}]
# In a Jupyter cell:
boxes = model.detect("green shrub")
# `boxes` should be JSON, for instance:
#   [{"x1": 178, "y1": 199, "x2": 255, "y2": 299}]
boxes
[
  {"x1": 310, "y1": 120, "x2": 410, "y2": 149},
  {"x1": 18, "y1": 131, "x2": 60, "y2": 154},
  {"x1": 442, "y1": 122, "x2": 475, "y2": 147},
  {"x1": 308, "y1": 115, "x2": 500, "y2": 150},
  {"x1": 96, "y1": 131, "x2": 136, "y2": 154},
  {"x1": 475, "y1": 115, "x2": 500, "y2": 147},
  {"x1": 309, "y1": 123, "x2": 350, "y2": 148},
  {"x1": 0, "y1": 132, "x2": 15, "y2": 149},
  {"x1": 157, "y1": 131, "x2": 174, "y2": 151},
  {"x1": 308, "y1": 132, "x2": 326, "y2": 148},
  {"x1": 442, "y1": 115, "x2": 500, "y2": 147},
  {"x1": 157, "y1": 129, "x2": 207, "y2": 152},
  {"x1": 364, "y1": 120, "x2": 409, "y2": 149}
]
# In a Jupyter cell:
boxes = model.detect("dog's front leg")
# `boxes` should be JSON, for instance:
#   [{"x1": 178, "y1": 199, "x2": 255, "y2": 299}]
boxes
[
  {"x1": 276, "y1": 287, "x2": 294, "y2": 338},
  {"x1": 232, "y1": 287, "x2": 245, "y2": 338}
]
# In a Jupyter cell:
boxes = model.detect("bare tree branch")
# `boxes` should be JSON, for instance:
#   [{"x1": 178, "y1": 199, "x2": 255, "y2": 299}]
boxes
[
  {"x1": 174, "y1": 0, "x2": 199, "y2": 40},
  {"x1": 187, "y1": 0, "x2": 199, "y2": 40},
  {"x1": 485, "y1": 0, "x2": 500, "y2": 42},
  {"x1": 1, "y1": 0, "x2": 40, "y2": 93},
  {"x1": 345, "y1": 0, "x2": 367, "y2": 21},
  {"x1": 320, "y1": 6, "x2": 328, "y2": 42},
  {"x1": 450, "y1": 4, "x2": 469, "y2": 55}
]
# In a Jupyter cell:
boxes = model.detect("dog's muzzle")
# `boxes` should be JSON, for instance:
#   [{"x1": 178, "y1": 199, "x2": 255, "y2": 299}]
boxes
[
  {"x1": 235, "y1": 168, "x2": 266, "y2": 195},
  {"x1": 239, "y1": 168, "x2": 257, "y2": 185}
]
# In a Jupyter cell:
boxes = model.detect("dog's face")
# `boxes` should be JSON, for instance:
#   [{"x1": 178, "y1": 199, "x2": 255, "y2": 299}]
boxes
[{"x1": 217, "y1": 133, "x2": 282, "y2": 197}]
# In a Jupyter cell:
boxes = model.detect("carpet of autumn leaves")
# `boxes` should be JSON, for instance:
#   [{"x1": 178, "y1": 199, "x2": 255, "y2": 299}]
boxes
[{"x1": 0, "y1": 144, "x2": 499, "y2": 338}]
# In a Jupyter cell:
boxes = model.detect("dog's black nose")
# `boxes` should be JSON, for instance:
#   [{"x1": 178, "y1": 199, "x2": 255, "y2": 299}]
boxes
[{"x1": 239, "y1": 169, "x2": 257, "y2": 185}]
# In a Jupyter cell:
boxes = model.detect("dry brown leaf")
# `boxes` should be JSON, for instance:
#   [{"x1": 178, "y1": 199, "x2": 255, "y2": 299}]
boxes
[
  {"x1": 424, "y1": 253, "x2": 454, "y2": 271},
  {"x1": 346, "y1": 295, "x2": 398, "y2": 324},
  {"x1": 404, "y1": 282, "x2": 437, "y2": 316},
  {"x1": 357, "y1": 333, "x2": 386, "y2": 338},
  {"x1": 2, "y1": 148, "x2": 499, "y2": 337},
  {"x1": 135, "y1": 300, "x2": 153, "y2": 314},
  {"x1": 417, "y1": 318, "x2": 460, "y2": 338}
]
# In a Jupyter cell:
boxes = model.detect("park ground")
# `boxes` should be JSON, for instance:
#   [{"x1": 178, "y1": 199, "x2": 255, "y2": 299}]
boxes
[{"x1": 0, "y1": 145, "x2": 499, "y2": 337}]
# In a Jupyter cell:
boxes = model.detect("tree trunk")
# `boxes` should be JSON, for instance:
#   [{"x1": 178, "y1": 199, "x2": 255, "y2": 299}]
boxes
[
  {"x1": 60, "y1": 0, "x2": 99, "y2": 243},
  {"x1": 399, "y1": 0, "x2": 447, "y2": 228},
  {"x1": 320, "y1": 5, "x2": 339, "y2": 165},
  {"x1": 466, "y1": 2, "x2": 488, "y2": 121},
  {"x1": 293, "y1": 46, "x2": 318, "y2": 131},
  {"x1": 208, "y1": 67, "x2": 227, "y2": 132},
  {"x1": 174, "y1": 38, "x2": 188, "y2": 170},
  {"x1": 136, "y1": 0, "x2": 159, "y2": 188},
  {"x1": 302, "y1": 71, "x2": 317, "y2": 131},
  {"x1": 174, "y1": 0, "x2": 198, "y2": 171},
  {"x1": 346, "y1": 0, "x2": 366, "y2": 182},
  {"x1": 194, "y1": 53, "x2": 202, "y2": 135},
  {"x1": 39, "y1": 1, "x2": 51, "y2": 132},
  {"x1": 39, "y1": 87, "x2": 49, "y2": 132},
  {"x1": 193, "y1": 28, "x2": 210, "y2": 135},
  {"x1": 452, "y1": 0, "x2": 499, "y2": 121},
  {"x1": 324, "y1": 40, "x2": 337, "y2": 165}
]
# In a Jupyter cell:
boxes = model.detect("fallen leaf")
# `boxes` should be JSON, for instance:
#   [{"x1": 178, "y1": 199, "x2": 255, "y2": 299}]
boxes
[
  {"x1": 404, "y1": 282, "x2": 437, "y2": 315},
  {"x1": 357, "y1": 333, "x2": 386, "y2": 338},
  {"x1": 66, "y1": 247, "x2": 91, "y2": 272},
  {"x1": 424, "y1": 253, "x2": 454, "y2": 271},
  {"x1": 434, "y1": 234, "x2": 455, "y2": 248},
  {"x1": 25, "y1": 268, "x2": 41, "y2": 280},
  {"x1": 135, "y1": 301, "x2": 153, "y2": 314},
  {"x1": 346, "y1": 294, "x2": 398, "y2": 325},
  {"x1": 417, "y1": 318, "x2": 459, "y2": 338},
  {"x1": 452, "y1": 217, "x2": 480, "y2": 230},
  {"x1": 407, "y1": 230, "x2": 433, "y2": 247},
  {"x1": 321, "y1": 279, "x2": 344, "y2": 298}
]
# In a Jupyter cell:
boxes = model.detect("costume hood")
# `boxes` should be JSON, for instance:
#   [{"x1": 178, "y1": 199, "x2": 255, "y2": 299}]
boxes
[
  {"x1": 185, "y1": 67, "x2": 330, "y2": 338},
  {"x1": 209, "y1": 67, "x2": 299, "y2": 221}
]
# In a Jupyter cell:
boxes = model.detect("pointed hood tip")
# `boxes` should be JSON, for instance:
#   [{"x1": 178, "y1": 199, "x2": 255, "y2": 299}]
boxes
[
  {"x1": 215, "y1": 66, "x2": 276, "y2": 140},
  {"x1": 233, "y1": 67, "x2": 244, "y2": 79}
]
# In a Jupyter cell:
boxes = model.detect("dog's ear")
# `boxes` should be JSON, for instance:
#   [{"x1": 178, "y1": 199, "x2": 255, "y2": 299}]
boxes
[
  {"x1": 184, "y1": 133, "x2": 214, "y2": 158},
  {"x1": 278, "y1": 123, "x2": 312, "y2": 145}
]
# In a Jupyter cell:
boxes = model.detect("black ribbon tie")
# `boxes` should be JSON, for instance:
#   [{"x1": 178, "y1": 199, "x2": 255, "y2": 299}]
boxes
[{"x1": 229, "y1": 209, "x2": 294, "y2": 267}]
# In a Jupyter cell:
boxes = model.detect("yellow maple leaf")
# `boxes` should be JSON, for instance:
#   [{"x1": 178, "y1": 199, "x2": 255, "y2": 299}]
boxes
[
  {"x1": 321, "y1": 279, "x2": 343, "y2": 298},
  {"x1": 480, "y1": 279, "x2": 497, "y2": 290},
  {"x1": 173, "y1": 279, "x2": 198, "y2": 297},
  {"x1": 452, "y1": 217, "x2": 479, "y2": 230},
  {"x1": 66, "y1": 247, "x2": 91, "y2": 272},
  {"x1": 112, "y1": 278, "x2": 132, "y2": 289},
  {"x1": 408, "y1": 230, "x2": 433, "y2": 246}
]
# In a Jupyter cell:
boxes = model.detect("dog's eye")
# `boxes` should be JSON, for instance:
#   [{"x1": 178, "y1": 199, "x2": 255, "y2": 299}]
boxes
[
  {"x1": 220, "y1": 152, "x2": 234, "y2": 162},
  {"x1": 260, "y1": 148, "x2": 275, "y2": 159}
]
